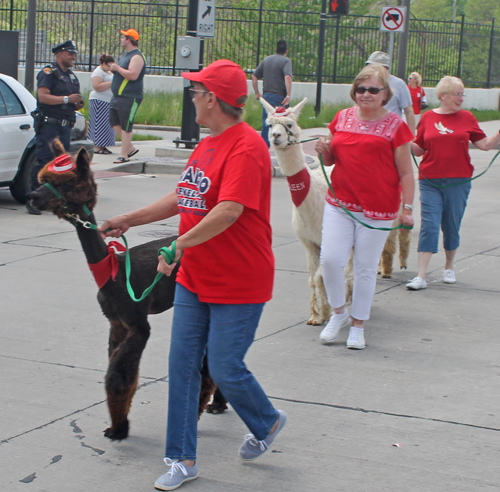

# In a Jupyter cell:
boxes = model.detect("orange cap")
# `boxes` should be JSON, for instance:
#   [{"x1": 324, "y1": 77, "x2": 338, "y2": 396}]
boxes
[{"x1": 120, "y1": 29, "x2": 139, "y2": 41}]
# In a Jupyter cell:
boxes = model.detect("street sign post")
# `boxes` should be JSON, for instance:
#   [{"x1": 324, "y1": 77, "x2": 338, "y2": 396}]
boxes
[
  {"x1": 197, "y1": 0, "x2": 215, "y2": 38},
  {"x1": 380, "y1": 6, "x2": 406, "y2": 33}
]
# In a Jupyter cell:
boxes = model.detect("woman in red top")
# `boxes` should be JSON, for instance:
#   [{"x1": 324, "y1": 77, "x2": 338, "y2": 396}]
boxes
[
  {"x1": 315, "y1": 64, "x2": 415, "y2": 350},
  {"x1": 408, "y1": 71, "x2": 426, "y2": 129},
  {"x1": 406, "y1": 76, "x2": 500, "y2": 290}
]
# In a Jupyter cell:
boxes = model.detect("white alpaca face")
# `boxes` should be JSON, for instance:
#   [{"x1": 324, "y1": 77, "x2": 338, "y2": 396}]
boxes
[{"x1": 268, "y1": 117, "x2": 300, "y2": 148}]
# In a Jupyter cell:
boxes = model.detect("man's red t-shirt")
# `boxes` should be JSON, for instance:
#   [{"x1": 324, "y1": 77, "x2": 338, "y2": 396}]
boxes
[
  {"x1": 327, "y1": 107, "x2": 414, "y2": 220},
  {"x1": 175, "y1": 121, "x2": 274, "y2": 304},
  {"x1": 415, "y1": 110, "x2": 486, "y2": 179}
]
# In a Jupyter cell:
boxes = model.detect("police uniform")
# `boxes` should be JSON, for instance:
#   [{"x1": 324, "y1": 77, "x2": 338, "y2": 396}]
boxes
[{"x1": 31, "y1": 40, "x2": 81, "y2": 192}]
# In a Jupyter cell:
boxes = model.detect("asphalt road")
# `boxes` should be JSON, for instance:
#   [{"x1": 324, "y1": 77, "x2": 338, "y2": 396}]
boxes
[{"x1": 1, "y1": 133, "x2": 499, "y2": 491}]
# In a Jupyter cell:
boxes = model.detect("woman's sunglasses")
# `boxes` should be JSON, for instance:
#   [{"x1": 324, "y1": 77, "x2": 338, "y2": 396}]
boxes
[{"x1": 354, "y1": 86, "x2": 385, "y2": 95}]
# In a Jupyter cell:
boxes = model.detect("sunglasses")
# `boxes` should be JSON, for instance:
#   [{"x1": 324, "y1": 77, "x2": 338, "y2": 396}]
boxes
[
  {"x1": 354, "y1": 86, "x2": 385, "y2": 95},
  {"x1": 188, "y1": 88, "x2": 209, "y2": 99}
]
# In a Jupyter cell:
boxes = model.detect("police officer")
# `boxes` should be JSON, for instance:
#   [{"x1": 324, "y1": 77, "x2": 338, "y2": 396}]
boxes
[{"x1": 27, "y1": 40, "x2": 84, "y2": 214}]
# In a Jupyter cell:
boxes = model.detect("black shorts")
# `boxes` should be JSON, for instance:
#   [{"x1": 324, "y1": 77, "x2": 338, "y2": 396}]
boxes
[{"x1": 109, "y1": 96, "x2": 143, "y2": 132}]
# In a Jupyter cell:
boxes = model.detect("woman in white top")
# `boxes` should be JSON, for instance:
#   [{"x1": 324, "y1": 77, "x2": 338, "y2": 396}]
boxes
[{"x1": 89, "y1": 54, "x2": 115, "y2": 154}]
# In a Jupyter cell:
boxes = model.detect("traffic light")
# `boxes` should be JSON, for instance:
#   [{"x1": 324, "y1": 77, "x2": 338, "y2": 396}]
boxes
[{"x1": 329, "y1": 0, "x2": 349, "y2": 15}]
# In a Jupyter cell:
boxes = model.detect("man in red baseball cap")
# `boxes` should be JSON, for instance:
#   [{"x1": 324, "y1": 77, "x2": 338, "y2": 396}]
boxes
[{"x1": 99, "y1": 59, "x2": 286, "y2": 491}]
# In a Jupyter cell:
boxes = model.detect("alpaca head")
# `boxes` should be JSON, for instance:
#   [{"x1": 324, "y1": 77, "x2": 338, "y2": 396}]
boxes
[
  {"x1": 31, "y1": 138, "x2": 97, "y2": 220},
  {"x1": 260, "y1": 97, "x2": 307, "y2": 149}
]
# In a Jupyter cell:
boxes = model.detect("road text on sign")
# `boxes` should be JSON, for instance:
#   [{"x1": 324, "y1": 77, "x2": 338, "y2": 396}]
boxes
[
  {"x1": 197, "y1": 0, "x2": 216, "y2": 38},
  {"x1": 380, "y1": 6, "x2": 406, "y2": 33}
]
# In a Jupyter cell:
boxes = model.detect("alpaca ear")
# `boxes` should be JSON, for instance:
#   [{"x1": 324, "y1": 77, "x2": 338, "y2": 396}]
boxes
[
  {"x1": 50, "y1": 138, "x2": 66, "y2": 157},
  {"x1": 290, "y1": 97, "x2": 308, "y2": 118},
  {"x1": 76, "y1": 147, "x2": 91, "y2": 180},
  {"x1": 259, "y1": 97, "x2": 275, "y2": 116}
]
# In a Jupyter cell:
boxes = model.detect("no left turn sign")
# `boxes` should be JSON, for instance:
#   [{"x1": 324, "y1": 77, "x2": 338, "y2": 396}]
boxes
[{"x1": 380, "y1": 6, "x2": 406, "y2": 32}]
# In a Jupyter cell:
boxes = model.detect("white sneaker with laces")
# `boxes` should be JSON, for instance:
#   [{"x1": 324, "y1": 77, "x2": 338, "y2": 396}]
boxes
[
  {"x1": 154, "y1": 458, "x2": 199, "y2": 491},
  {"x1": 346, "y1": 327, "x2": 365, "y2": 349},
  {"x1": 406, "y1": 276, "x2": 427, "y2": 290},
  {"x1": 319, "y1": 310, "x2": 350, "y2": 343},
  {"x1": 443, "y1": 269, "x2": 456, "y2": 284}
]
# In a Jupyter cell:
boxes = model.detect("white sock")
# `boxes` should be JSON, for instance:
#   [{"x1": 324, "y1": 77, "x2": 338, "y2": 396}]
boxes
[
  {"x1": 332, "y1": 310, "x2": 347, "y2": 319},
  {"x1": 349, "y1": 326, "x2": 364, "y2": 335}
]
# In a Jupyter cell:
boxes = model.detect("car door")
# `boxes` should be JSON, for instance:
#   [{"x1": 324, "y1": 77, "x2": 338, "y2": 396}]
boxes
[{"x1": 0, "y1": 78, "x2": 35, "y2": 183}]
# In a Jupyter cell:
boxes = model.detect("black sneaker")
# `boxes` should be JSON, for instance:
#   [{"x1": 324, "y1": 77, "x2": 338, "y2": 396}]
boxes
[{"x1": 26, "y1": 200, "x2": 42, "y2": 215}]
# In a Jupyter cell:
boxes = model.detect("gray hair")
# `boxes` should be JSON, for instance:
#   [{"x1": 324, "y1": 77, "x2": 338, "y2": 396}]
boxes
[{"x1": 435, "y1": 76, "x2": 464, "y2": 100}]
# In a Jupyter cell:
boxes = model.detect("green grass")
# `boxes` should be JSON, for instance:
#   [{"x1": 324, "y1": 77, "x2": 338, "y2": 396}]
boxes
[
  {"x1": 81, "y1": 91, "x2": 500, "y2": 131},
  {"x1": 115, "y1": 133, "x2": 163, "y2": 142}
]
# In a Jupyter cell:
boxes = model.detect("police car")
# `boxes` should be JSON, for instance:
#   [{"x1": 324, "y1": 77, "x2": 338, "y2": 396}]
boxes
[{"x1": 0, "y1": 72, "x2": 94, "y2": 203}]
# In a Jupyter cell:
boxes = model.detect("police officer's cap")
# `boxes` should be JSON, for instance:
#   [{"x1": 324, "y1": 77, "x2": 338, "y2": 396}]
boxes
[{"x1": 52, "y1": 40, "x2": 78, "y2": 55}]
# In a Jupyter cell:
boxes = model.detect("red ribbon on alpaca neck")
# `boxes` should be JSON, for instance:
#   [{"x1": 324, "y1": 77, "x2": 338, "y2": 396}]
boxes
[
  {"x1": 286, "y1": 167, "x2": 311, "y2": 207},
  {"x1": 88, "y1": 241, "x2": 126, "y2": 289}
]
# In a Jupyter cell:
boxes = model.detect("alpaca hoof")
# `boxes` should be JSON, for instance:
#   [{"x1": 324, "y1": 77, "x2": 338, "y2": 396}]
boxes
[
  {"x1": 206, "y1": 402, "x2": 228, "y2": 414},
  {"x1": 306, "y1": 317, "x2": 323, "y2": 326},
  {"x1": 381, "y1": 273, "x2": 392, "y2": 279},
  {"x1": 400, "y1": 265, "x2": 407, "y2": 270},
  {"x1": 104, "y1": 420, "x2": 129, "y2": 440}
]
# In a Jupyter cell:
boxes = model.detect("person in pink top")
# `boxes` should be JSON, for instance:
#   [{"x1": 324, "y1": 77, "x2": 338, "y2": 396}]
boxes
[
  {"x1": 406, "y1": 76, "x2": 500, "y2": 290},
  {"x1": 315, "y1": 63, "x2": 415, "y2": 350},
  {"x1": 408, "y1": 71, "x2": 426, "y2": 128}
]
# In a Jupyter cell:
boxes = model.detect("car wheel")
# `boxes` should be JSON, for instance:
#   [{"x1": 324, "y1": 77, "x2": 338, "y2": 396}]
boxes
[{"x1": 9, "y1": 150, "x2": 37, "y2": 204}]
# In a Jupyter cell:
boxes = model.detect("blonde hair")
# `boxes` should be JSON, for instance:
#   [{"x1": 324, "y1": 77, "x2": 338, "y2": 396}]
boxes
[
  {"x1": 350, "y1": 63, "x2": 393, "y2": 106},
  {"x1": 435, "y1": 76, "x2": 464, "y2": 100},
  {"x1": 409, "y1": 72, "x2": 422, "y2": 86}
]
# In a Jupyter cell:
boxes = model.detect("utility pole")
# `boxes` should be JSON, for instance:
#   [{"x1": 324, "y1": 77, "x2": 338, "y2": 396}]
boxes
[
  {"x1": 25, "y1": 0, "x2": 36, "y2": 91},
  {"x1": 396, "y1": 0, "x2": 410, "y2": 80}
]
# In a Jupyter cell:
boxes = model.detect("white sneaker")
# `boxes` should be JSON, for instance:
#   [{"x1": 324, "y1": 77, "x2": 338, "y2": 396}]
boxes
[
  {"x1": 319, "y1": 310, "x2": 350, "y2": 342},
  {"x1": 346, "y1": 327, "x2": 365, "y2": 349},
  {"x1": 406, "y1": 277, "x2": 427, "y2": 290},
  {"x1": 443, "y1": 269, "x2": 456, "y2": 284}
]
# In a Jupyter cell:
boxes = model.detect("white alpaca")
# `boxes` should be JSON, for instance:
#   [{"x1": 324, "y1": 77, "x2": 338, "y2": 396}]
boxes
[{"x1": 261, "y1": 98, "x2": 353, "y2": 325}]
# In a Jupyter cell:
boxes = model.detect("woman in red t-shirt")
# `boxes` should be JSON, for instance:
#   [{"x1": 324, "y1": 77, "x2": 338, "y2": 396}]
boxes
[
  {"x1": 315, "y1": 63, "x2": 415, "y2": 350},
  {"x1": 408, "y1": 71, "x2": 426, "y2": 128},
  {"x1": 406, "y1": 76, "x2": 500, "y2": 291}
]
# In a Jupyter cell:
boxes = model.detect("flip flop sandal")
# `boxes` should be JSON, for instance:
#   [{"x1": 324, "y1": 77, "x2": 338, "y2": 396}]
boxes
[
  {"x1": 128, "y1": 149, "x2": 139, "y2": 158},
  {"x1": 95, "y1": 149, "x2": 105, "y2": 154},
  {"x1": 113, "y1": 156, "x2": 130, "y2": 164},
  {"x1": 101, "y1": 148, "x2": 112, "y2": 155}
]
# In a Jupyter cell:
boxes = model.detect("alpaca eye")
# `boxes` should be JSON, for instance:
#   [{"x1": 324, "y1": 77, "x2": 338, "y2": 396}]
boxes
[{"x1": 287, "y1": 123, "x2": 293, "y2": 129}]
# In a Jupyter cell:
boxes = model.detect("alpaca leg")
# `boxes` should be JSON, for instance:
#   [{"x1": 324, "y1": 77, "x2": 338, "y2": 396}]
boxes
[
  {"x1": 206, "y1": 387, "x2": 229, "y2": 415},
  {"x1": 398, "y1": 228, "x2": 411, "y2": 270},
  {"x1": 379, "y1": 229, "x2": 397, "y2": 278},
  {"x1": 345, "y1": 248, "x2": 354, "y2": 304},
  {"x1": 304, "y1": 242, "x2": 324, "y2": 325},
  {"x1": 198, "y1": 354, "x2": 218, "y2": 418},
  {"x1": 314, "y1": 266, "x2": 331, "y2": 324},
  {"x1": 104, "y1": 323, "x2": 150, "y2": 440}
]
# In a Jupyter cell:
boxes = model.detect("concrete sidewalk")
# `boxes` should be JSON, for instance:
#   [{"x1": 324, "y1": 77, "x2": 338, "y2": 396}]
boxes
[{"x1": 1, "y1": 122, "x2": 500, "y2": 492}]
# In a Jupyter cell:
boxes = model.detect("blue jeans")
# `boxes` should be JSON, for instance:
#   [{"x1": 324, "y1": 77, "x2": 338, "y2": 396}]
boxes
[
  {"x1": 261, "y1": 93, "x2": 288, "y2": 148},
  {"x1": 165, "y1": 284, "x2": 278, "y2": 461},
  {"x1": 418, "y1": 178, "x2": 472, "y2": 253}
]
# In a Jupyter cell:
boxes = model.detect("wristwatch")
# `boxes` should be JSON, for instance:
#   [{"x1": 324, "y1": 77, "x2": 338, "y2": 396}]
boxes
[
  {"x1": 63, "y1": 96, "x2": 69, "y2": 104},
  {"x1": 403, "y1": 204, "x2": 414, "y2": 211}
]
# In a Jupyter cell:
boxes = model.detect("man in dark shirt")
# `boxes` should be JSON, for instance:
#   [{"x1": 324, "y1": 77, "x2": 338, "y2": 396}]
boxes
[
  {"x1": 108, "y1": 29, "x2": 146, "y2": 164},
  {"x1": 27, "y1": 40, "x2": 84, "y2": 214},
  {"x1": 252, "y1": 40, "x2": 293, "y2": 148}
]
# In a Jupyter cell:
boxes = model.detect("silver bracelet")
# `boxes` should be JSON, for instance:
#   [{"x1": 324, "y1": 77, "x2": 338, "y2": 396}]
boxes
[{"x1": 403, "y1": 204, "x2": 414, "y2": 211}]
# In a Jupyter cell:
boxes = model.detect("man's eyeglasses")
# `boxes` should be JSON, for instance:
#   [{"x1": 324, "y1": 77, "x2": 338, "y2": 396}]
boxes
[
  {"x1": 189, "y1": 88, "x2": 209, "y2": 99},
  {"x1": 354, "y1": 86, "x2": 385, "y2": 95}
]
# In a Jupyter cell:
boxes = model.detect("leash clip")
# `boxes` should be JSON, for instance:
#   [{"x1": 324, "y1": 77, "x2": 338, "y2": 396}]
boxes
[{"x1": 69, "y1": 213, "x2": 92, "y2": 229}]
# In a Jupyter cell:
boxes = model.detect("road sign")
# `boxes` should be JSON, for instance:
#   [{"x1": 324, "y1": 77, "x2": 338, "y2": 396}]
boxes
[
  {"x1": 197, "y1": 0, "x2": 215, "y2": 38},
  {"x1": 380, "y1": 6, "x2": 406, "y2": 32}
]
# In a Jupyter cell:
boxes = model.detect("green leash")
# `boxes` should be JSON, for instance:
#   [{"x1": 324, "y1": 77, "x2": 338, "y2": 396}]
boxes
[
  {"x1": 42, "y1": 182, "x2": 182, "y2": 302},
  {"x1": 318, "y1": 155, "x2": 412, "y2": 231},
  {"x1": 411, "y1": 149, "x2": 500, "y2": 188}
]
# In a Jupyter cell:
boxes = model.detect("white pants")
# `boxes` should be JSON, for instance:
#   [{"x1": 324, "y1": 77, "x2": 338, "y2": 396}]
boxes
[{"x1": 321, "y1": 204, "x2": 390, "y2": 321}]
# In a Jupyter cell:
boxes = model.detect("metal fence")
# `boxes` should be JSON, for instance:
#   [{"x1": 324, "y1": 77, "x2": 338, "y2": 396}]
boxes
[{"x1": 1, "y1": 0, "x2": 499, "y2": 87}]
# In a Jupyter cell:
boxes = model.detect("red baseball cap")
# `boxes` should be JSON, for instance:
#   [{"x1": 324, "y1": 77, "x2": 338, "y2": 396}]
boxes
[
  {"x1": 121, "y1": 29, "x2": 139, "y2": 41},
  {"x1": 182, "y1": 59, "x2": 248, "y2": 108}
]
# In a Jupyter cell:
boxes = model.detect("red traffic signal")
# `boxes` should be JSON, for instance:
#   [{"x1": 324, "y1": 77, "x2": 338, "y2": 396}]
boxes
[{"x1": 329, "y1": 0, "x2": 349, "y2": 15}]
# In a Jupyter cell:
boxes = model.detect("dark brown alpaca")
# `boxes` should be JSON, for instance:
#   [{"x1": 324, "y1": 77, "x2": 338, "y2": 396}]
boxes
[{"x1": 30, "y1": 140, "x2": 227, "y2": 440}]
